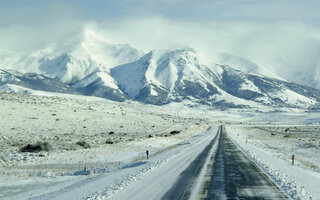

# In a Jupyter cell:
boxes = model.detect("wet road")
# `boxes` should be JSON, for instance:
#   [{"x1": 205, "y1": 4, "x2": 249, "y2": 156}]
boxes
[{"x1": 162, "y1": 125, "x2": 288, "y2": 200}]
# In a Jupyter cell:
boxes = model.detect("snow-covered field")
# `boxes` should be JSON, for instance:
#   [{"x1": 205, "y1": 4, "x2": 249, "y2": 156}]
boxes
[
  {"x1": 1, "y1": 91, "x2": 320, "y2": 200},
  {"x1": 0, "y1": 92, "x2": 211, "y2": 199}
]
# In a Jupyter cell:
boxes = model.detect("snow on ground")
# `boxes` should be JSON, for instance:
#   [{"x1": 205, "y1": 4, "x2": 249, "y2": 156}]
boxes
[
  {"x1": 240, "y1": 79, "x2": 261, "y2": 93},
  {"x1": 268, "y1": 88, "x2": 316, "y2": 108},
  {"x1": 0, "y1": 92, "x2": 213, "y2": 199},
  {"x1": 74, "y1": 127, "x2": 217, "y2": 200},
  {"x1": 227, "y1": 125, "x2": 320, "y2": 200},
  {"x1": 1, "y1": 91, "x2": 320, "y2": 200}
]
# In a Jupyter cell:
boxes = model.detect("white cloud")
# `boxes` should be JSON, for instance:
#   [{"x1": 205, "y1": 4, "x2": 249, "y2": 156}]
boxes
[{"x1": 1, "y1": 0, "x2": 320, "y2": 87}]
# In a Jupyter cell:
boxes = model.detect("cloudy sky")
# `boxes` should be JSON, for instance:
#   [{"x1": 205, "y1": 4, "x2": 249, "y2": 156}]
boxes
[{"x1": 1, "y1": 0, "x2": 320, "y2": 87}]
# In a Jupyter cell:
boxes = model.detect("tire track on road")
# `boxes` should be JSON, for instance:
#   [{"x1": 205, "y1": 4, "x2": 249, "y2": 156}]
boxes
[
  {"x1": 201, "y1": 126, "x2": 288, "y2": 200},
  {"x1": 161, "y1": 126, "x2": 221, "y2": 200}
]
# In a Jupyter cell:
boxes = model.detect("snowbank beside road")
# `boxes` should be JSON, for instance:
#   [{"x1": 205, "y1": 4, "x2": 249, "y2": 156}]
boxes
[{"x1": 227, "y1": 126, "x2": 320, "y2": 200}]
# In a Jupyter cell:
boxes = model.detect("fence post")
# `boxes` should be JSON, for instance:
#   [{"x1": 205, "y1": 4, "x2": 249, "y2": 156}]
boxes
[{"x1": 292, "y1": 155, "x2": 295, "y2": 165}]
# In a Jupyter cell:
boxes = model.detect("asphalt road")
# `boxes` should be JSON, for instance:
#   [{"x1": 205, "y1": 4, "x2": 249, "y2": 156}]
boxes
[
  {"x1": 161, "y1": 127, "x2": 220, "y2": 200},
  {"x1": 162, "y1": 125, "x2": 288, "y2": 200}
]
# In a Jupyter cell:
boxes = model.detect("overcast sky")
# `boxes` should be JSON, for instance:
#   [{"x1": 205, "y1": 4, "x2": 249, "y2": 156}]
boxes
[{"x1": 1, "y1": 0, "x2": 320, "y2": 84}]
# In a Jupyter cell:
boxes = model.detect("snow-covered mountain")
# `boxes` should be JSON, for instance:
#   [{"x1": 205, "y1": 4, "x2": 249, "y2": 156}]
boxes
[
  {"x1": 0, "y1": 29, "x2": 144, "y2": 85},
  {"x1": 72, "y1": 71, "x2": 128, "y2": 101},
  {"x1": 111, "y1": 49, "x2": 223, "y2": 105},
  {"x1": 0, "y1": 69, "x2": 77, "y2": 94},
  {"x1": 0, "y1": 29, "x2": 145, "y2": 100},
  {"x1": 1, "y1": 30, "x2": 320, "y2": 109},
  {"x1": 217, "y1": 66, "x2": 319, "y2": 108},
  {"x1": 111, "y1": 49, "x2": 320, "y2": 108}
]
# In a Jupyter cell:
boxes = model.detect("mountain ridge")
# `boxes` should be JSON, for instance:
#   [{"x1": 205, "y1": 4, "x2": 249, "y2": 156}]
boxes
[{"x1": 1, "y1": 32, "x2": 320, "y2": 109}]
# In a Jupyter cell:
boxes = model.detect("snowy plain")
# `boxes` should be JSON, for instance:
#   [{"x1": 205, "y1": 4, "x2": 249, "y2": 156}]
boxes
[
  {"x1": 0, "y1": 91, "x2": 214, "y2": 199},
  {"x1": 0, "y1": 91, "x2": 320, "y2": 199}
]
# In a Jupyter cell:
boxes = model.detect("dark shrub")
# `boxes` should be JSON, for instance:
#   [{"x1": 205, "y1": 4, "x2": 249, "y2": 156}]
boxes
[
  {"x1": 170, "y1": 130, "x2": 181, "y2": 135},
  {"x1": 20, "y1": 142, "x2": 52, "y2": 152},
  {"x1": 76, "y1": 141, "x2": 91, "y2": 149},
  {"x1": 106, "y1": 140, "x2": 114, "y2": 144}
]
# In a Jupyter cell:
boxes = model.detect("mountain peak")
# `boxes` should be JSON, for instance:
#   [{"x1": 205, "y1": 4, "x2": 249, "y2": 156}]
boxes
[
  {"x1": 112, "y1": 49, "x2": 223, "y2": 102},
  {"x1": 0, "y1": 29, "x2": 145, "y2": 85}
]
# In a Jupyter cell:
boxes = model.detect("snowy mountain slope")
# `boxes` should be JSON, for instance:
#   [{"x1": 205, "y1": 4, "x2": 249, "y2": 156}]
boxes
[
  {"x1": 72, "y1": 71, "x2": 128, "y2": 101},
  {"x1": 112, "y1": 49, "x2": 320, "y2": 108},
  {"x1": 112, "y1": 50, "x2": 224, "y2": 105},
  {"x1": 38, "y1": 53, "x2": 100, "y2": 84},
  {"x1": 0, "y1": 69, "x2": 20, "y2": 83},
  {"x1": 216, "y1": 67, "x2": 319, "y2": 107},
  {"x1": 0, "y1": 84, "x2": 58, "y2": 96},
  {"x1": 0, "y1": 69, "x2": 77, "y2": 94},
  {"x1": 0, "y1": 29, "x2": 145, "y2": 85}
]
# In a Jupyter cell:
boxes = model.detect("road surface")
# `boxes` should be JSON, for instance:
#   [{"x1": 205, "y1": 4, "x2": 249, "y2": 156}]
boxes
[{"x1": 162, "y1": 125, "x2": 288, "y2": 200}]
